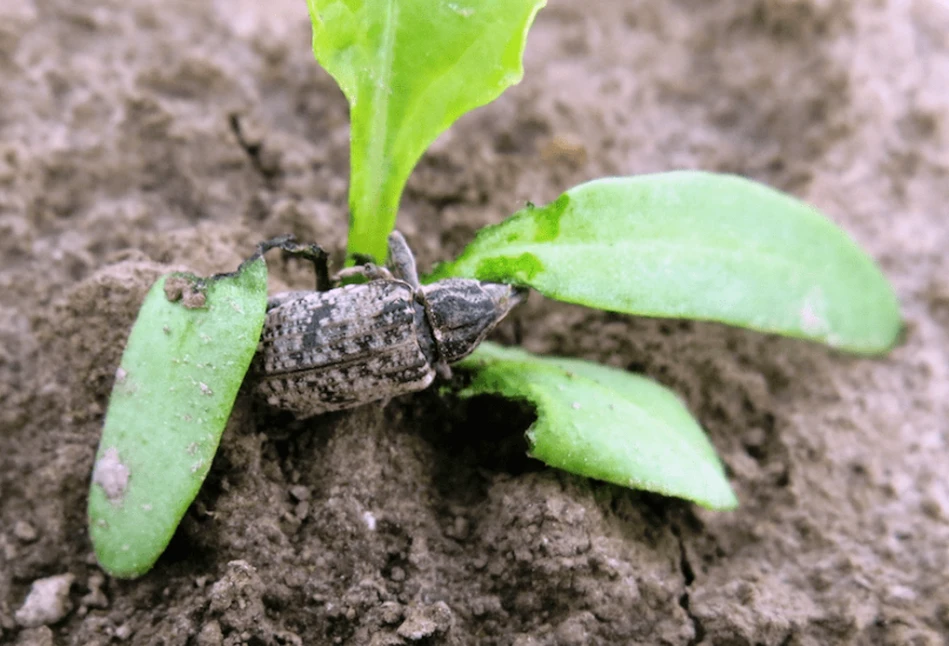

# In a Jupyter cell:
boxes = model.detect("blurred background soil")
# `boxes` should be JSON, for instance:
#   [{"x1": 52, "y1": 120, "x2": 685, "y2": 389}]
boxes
[{"x1": 2, "y1": 0, "x2": 948, "y2": 644}]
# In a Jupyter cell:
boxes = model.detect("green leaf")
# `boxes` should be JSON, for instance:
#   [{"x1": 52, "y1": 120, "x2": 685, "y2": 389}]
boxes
[
  {"x1": 306, "y1": 0, "x2": 546, "y2": 262},
  {"x1": 88, "y1": 257, "x2": 269, "y2": 578},
  {"x1": 430, "y1": 171, "x2": 901, "y2": 355},
  {"x1": 456, "y1": 342, "x2": 738, "y2": 510}
]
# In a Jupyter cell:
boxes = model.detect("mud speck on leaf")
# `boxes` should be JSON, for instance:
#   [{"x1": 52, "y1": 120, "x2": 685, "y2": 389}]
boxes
[
  {"x1": 163, "y1": 274, "x2": 207, "y2": 309},
  {"x1": 91, "y1": 447, "x2": 130, "y2": 505}
]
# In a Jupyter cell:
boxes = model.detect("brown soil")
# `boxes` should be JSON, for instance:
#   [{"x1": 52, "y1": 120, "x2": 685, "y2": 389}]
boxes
[{"x1": 2, "y1": 1, "x2": 948, "y2": 644}]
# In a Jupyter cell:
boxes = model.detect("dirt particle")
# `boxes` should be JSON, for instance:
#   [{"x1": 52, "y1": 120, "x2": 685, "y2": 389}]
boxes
[
  {"x1": 15, "y1": 573, "x2": 75, "y2": 628},
  {"x1": 13, "y1": 626, "x2": 54, "y2": 646},
  {"x1": 288, "y1": 485, "x2": 311, "y2": 501},
  {"x1": 380, "y1": 601, "x2": 404, "y2": 625},
  {"x1": 80, "y1": 573, "x2": 109, "y2": 611},
  {"x1": 885, "y1": 584, "x2": 918, "y2": 607},
  {"x1": 208, "y1": 561, "x2": 271, "y2": 636},
  {"x1": 396, "y1": 602, "x2": 453, "y2": 641},
  {"x1": 13, "y1": 520, "x2": 37, "y2": 543},
  {"x1": 362, "y1": 510, "x2": 377, "y2": 531},
  {"x1": 920, "y1": 496, "x2": 946, "y2": 520},
  {"x1": 555, "y1": 612, "x2": 594, "y2": 646},
  {"x1": 91, "y1": 447, "x2": 130, "y2": 505},
  {"x1": 195, "y1": 620, "x2": 223, "y2": 646},
  {"x1": 163, "y1": 275, "x2": 188, "y2": 302},
  {"x1": 183, "y1": 290, "x2": 207, "y2": 309},
  {"x1": 164, "y1": 275, "x2": 207, "y2": 309},
  {"x1": 447, "y1": 515, "x2": 470, "y2": 540}
]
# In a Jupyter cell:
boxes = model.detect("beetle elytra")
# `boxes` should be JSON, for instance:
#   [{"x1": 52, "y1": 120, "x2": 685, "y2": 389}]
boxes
[{"x1": 255, "y1": 232, "x2": 525, "y2": 417}]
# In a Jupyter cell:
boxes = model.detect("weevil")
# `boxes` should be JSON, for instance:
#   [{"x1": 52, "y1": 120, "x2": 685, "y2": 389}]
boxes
[{"x1": 254, "y1": 232, "x2": 526, "y2": 417}]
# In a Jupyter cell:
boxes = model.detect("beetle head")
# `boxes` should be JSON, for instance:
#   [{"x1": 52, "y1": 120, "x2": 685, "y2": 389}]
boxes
[{"x1": 421, "y1": 279, "x2": 526, "y2": 363}]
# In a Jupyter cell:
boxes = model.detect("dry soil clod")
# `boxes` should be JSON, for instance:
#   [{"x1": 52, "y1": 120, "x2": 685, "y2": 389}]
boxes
[{"x1": 14, "y1": 574, "x2": 75, "y2": 628}]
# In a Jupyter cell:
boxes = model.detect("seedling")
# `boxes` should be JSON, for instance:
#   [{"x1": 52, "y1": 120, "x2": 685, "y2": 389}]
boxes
[{"x1": 88, "y1": 0, "x2": 901, "y2": 578}]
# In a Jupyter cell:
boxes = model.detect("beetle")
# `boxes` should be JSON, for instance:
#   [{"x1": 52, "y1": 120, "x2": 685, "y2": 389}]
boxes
[{"x1": 254, "y1": 232, "x2": 526, "y2": 417}]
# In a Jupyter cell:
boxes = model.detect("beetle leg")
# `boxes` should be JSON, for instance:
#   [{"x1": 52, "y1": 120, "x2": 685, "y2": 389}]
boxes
[
  {"x1": 333, "y1": 264, "x2": 393, "y2": 283},
  {"x1": 267, "y1": 240, "x2": 331, "y2": 292},
  {"x1": 293, "y1": 245, "x2": 332, "y2": 292},
  {"x1": 386, "y1": 231, "x2": 421, "y2": 288}
]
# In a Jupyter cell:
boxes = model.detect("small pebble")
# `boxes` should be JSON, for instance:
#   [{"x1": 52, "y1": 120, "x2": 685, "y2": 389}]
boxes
[
  {"x1": 14, "y1": 626, "x2": 54, "y2": 646},
  {"x1": 451, "y1": 516, "x2": 469, "y2": 540},
  {"x1": 379, "y1": 601, "x2": 403, "y2": 625},
  {"x1": 396, "y1": 602, "x2": 453, "y2": 641},
  {"x1": 195, "y1": 620, "x2": 223, "y2": 646},
  {"x1": 13, "y1": 521, "x2": 37, "y2": 543},
  {"x1": 289, "y1": 485, "x2": 311, "y2": 502},
  {"x1": 15, "y1": 574, "x2": 75, "y2": 628},
  {"x1": 885, "y1": 584, "x2": 917, "y2": 607},
  {"x1": 81, "y1": 573, "x2": 109, "y2": 610}
]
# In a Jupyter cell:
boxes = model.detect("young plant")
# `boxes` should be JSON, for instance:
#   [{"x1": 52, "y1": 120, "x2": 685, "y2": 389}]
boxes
[
  {"x1": 306, "y1": 0, "x2": 547, "y2": 262},
  {"x1": 88, "y1": 0, "x2": 901, "y2": 578}
]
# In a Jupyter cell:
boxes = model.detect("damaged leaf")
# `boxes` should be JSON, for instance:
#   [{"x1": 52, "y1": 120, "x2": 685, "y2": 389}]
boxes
[
  {"x1": 456, "y1": 342, "x2": 738, "y2": 510},
  {"x1": 430, "y1": 171, "x2": 901, "y2": 355},
  {"x1": 88, "y1": 256, "x2": 268, "y2": 578}
]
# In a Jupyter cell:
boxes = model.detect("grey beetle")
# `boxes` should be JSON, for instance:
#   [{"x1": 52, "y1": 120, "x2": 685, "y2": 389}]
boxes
[{"x1": 254, "y1": 232, "x2": 525, "y2": 418}]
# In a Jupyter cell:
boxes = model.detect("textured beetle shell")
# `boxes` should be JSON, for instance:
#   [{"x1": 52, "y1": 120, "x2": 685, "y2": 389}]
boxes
[
  {"x1": 422, "y1": 279, "x2": 515, "y2": 363},
  {"x1": 254, "y1": 280, "x2": 438, "y2": 417}
]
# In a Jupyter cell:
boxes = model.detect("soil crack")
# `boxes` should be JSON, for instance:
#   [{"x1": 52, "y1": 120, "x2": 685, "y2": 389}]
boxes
[{"x1": 672, "y1": 524, "x2": 705, "y2": 646}]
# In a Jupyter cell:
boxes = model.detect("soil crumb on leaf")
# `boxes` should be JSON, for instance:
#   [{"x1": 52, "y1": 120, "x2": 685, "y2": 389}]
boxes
[
  {"x1": 163, "y1": 274, "x2": 208, "y2": 309},
  {"x1": 91, "y1": 447, "x2": 130, "y2": 505}
]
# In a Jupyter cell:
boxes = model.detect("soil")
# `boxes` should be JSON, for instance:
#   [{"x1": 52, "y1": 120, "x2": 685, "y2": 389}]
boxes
[{"x1": 2, "y1": 0, "x2": 948, "y2": 644}]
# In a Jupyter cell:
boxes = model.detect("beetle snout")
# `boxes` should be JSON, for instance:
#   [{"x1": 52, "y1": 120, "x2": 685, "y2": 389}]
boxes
[{"x1": 480, "y1": 282, "x2": 528, "y2": 319}]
